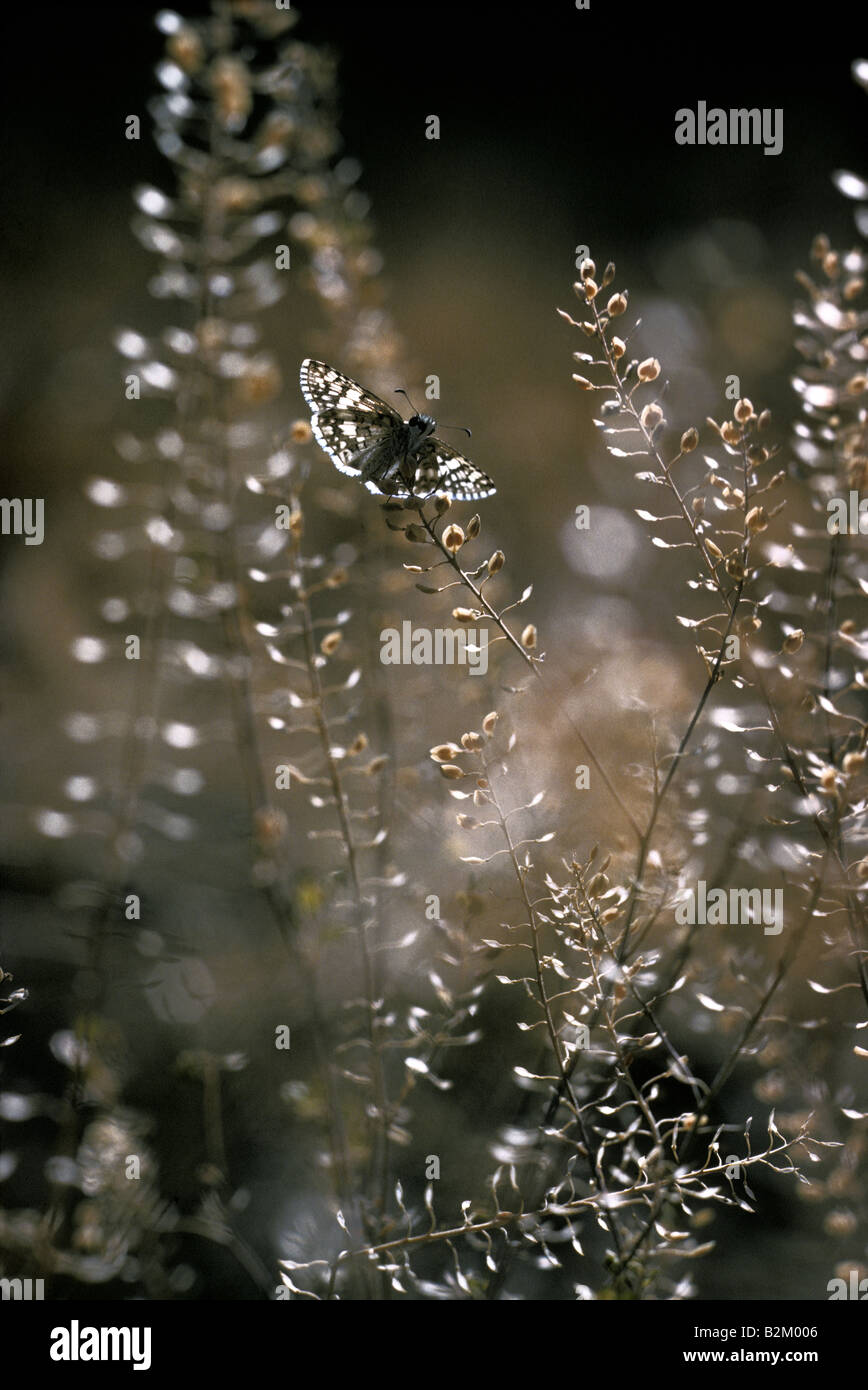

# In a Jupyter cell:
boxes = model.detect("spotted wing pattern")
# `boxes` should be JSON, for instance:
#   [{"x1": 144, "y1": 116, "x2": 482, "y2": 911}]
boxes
[
  {"x1": 299, "y1": 358, "x2": 496, "y2": 501},
  {"x1": 412, "y1": 436, "x2": 496, "y2": 501}
]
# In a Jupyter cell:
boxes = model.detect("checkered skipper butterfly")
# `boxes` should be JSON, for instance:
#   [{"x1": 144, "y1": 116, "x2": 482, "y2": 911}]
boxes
[{"x1": 299, "y1": 359, "x2": 496, "y2": 501}]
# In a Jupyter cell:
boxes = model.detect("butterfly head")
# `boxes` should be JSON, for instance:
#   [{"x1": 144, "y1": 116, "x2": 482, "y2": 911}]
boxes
[{"x1": 407, "y1": 413, "x2": 437, "y2": 443}]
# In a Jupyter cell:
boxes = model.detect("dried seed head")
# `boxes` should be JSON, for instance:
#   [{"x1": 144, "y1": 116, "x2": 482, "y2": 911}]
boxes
[
  {"x1": 291, "y1": 419, "x2": 312, "y2": 444},
  {"x1": 583, "y1": 278, "x2": 599, "y2": 301},
  {"x1": 782, "y1": 629, "x2": 805, "y2": 654},
  {"x1": 452, "y1": 607, "x2": 478, "y2": 623},
  {"x1": 580, "y1": 257, "x2": 596, "y2": 280},
  {"x1": 168, "y1": 24, "x2": 205, "y2": 73},
  {"x1": 572, "y1": 373, "x2": 593, "y2": 389},
  {"x1": 855, "y1": 859, "x2": 868, "y2": 882},
  {"x1": 405, "y1": 523, "x2": 430, "y2": 543},
  {"x1": 819, "y1": 765, "x2": 837, "y2": 791},
  {"x1": 366, "y1": 755, "x2": 389, "y2": 775},
  {"x1": 602, "y1": 261, "x2": 616, "y2": 286},
  {"x1": 640, "y1": 403, "x2": 664, "y2": 431},
  {"x1": 692, "y1": 496, "x2": 706, "y2": 515},
  {"x1": 473, "y1": 788, "x2": 488, "y2": 807},
  {"x1": 443, "y1": 523, "x2": 465, "y2": 552},
  {"x1": 638, "y1": 357, "x2": 661, "y2": 382},
  {"x1": 487, "y1": 549, "x2": 505, "y2": 574},
  {"x1": 843, "y1": 751, "x2": 865, "y2": 775},
  {"x1": 611, "y1": 336, "x2": 626, "y2": 359},
  {"x1": 725, "y1": 554, "x2": 745, "y2": 580},
  {"x1": 439, "y1": 763, "x2": 466, "y2": 780},
  {"x1": 746, "y1": 505, "x2": 768, "y2": 532},
  {"x1": 482, "y1": 711, "x2": 499, "y2": 735},
  {"x1": 768, "y1": 470, "x2": 786, "y2": 488},
  {"x1": 822, "y1": 250, "x2": 840, "y2": 278},
  {"x1": 325, "y1": 567, "x2": 348, "y2": 588},
  {"x1": 461, "y1": 731, "x2": 483, "y2": 750},
  {"x1": 607, "y1": 292, "x2": 628, "y2": 317},
  {"x1": 320, "y1": 630, "x2": 343, "y2": 655},
  {"x1": 348, "y1": 733, "x2": 369, "y2": 755},
  {"x1": 844, "y1": 276, "x2": 865, "y2": 301},
  {"x1": 757, "y1": 409, "x2": 771, "y2": 431},
  {"x1": 211, "y1": 56, "x2": 252, "y2": 129},
  {"x1": 466, "y1": 514, "x2": 481, "y2": 540},
  {"x1": 747, "y1": 444, "x2": 768, "y2": 465},
  {"x1": 840, "y1": 619, "x2": 857, "y2": 635},
  {"x1": 846, "y1": 374, "x2": 868, "y2": 396},
  {"x1": 579, "y1": 320, "x2": 598, "y2": 337},
  {"x1": 434, "y1": 493, "x2": 451, "y2": 516},
  {"x1": 740, "y1": 615, "x2": 762, "y2": 635},
  {"x1": 521, "y1": 623, "x2": 537, "y2": 649},
  {"x1": 721, "y1": 420, "x2": 742, "y2": 445},
  {"x1": 456, "y1": 813, "x2": 477, "y2": 828},
  {"x1": 430, "y1": 743, "x2": 462, "y2": 762},
  {"x1": 588, "y1": 872, "x2": 609, "y2": 897},
  {"x1": 734, "y1": 397, "x2": 754, "y2": 424},
  {"x1": 254, "y1": 806, "x2": 288, "y2": 848},
  {"x1": 705, "y1": 539, "x2": 723, "y2": 560}
]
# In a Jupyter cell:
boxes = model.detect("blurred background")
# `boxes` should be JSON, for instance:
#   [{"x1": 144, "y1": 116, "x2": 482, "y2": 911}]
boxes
[{"x1": 1, "y1": 0, "x2": 865, "y2": 1298}]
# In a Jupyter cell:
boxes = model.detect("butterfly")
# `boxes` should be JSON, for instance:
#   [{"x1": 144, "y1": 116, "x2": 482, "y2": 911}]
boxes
[{"x1": 299, "y1": 359, "x2": 496, "y2": 501}]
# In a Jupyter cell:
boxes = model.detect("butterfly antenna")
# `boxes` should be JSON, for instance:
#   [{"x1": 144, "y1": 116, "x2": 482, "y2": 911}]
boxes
[
  {"x1": 438, "y1": 423, "x2": 473, "y2": 438},
  {"x1": 394, "y1": 387, "x2": 420, "y2": 414}
]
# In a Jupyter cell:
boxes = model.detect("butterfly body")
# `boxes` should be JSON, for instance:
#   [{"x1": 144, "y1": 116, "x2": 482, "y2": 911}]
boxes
[{"x1": 300, "y1": 359, "x2": 496, "y2": 501}]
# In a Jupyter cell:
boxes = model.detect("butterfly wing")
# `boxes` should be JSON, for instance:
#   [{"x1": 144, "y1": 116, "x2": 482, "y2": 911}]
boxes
[
  {"x1": 300, "y1": 359, "x2": 402, "y2": 481},
  {"x1": 412, "y1": 436, "x2": 497, "y2": 501}
]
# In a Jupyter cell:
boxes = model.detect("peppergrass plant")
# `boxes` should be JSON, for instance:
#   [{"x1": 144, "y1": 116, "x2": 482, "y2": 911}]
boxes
[{"x1": 1, "y1": 4, "x2": 866, "y2": 1302}]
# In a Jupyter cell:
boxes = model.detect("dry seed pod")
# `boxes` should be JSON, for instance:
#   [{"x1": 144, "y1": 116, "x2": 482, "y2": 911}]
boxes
[
  {"x1": 487, "y1": 550, "x2": 505, "y2": 574},
  {"x1": 461, "y1": 731, "x2": 483, "y2": 750},
  {"x1": 607, "y1": 293, "x2": 627, "y2": 316},
  {"x1": 320, "y1": 631, "x2": 342, "y2": 655},
  {"x1": 482, "y1": 711, "x2": 498, "y2": 735},
  {"x1": 725, "y1": 554, "x2": 746, "y2": 580},
  {"x1": 734, "y1": 398, "x2": 754, "y2": 423},
  {"x1": 638, "y1": 357, "x2": 661, "y2": 382},
  {"x1": 443, "y1": 524, "x2": 465, "y2": 552},
  {"x1": 453, "y1": 607, "x2": 477, "y2": 623},
  {"x1": 521, "y1": 624, "x2": 537, "y2": 649},
  {"x1": 782, "y1": 629, "x2": 804, "y2": 654},
  {"x1": 430, "y1": 743, "x2": 462, "y2": 762},
  {"x1": 466, "y1": 514, "x2": 481, "y2": 540},
  {"x1": 681, "y1": 427, "x2": 699, "y2": 452}
]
